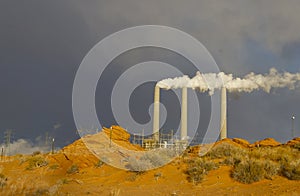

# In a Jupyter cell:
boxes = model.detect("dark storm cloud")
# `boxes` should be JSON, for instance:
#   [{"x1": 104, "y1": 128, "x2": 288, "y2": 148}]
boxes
[
  {"x1": 72, "y1": 0, "x2": 300, "y2": 72},
  {"x1": 1, "y1": 0, "x2": 300, "y2": 147},
  {"x1": 0, "y1": 1, "x2": 94, "y2": 145}
]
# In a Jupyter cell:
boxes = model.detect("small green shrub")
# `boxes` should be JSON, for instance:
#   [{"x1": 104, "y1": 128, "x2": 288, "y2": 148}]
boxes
[
  {"x1": 259, "y1": 147, "x2": 295, "y2": 162},
  {"x1": 126, "y1": 173, "x2": 139, "y2": 181},
  {"x1": 222, "y1": 155, "x2": 242, "y2": 166},
  {"x1": 248, "y1": 148, "x2": 264, "y2": 159},
  {"x1": 280, "y1": 161, "x2": 300, "y2": 180},
  {"x1": 140, "y1": 150, "x2": 172, "y2": 167},
  {"x1": 278, "y1": 157, "x2": 294, "y2": 168},
  {"x1": 32, "y1": 151, "x2": 41, "y2": 156},
  {"x1": 0, "y1": 173, "x2": 7, "y2": 188},
  {"x1": 49, "y1": 164, "x2": 59, "y2": 170},
  {"x1": 26, "y1": 156, "x2": 48, "y2": 170},
  {"x1": 185, "y1": 158, "x2": 218, "y2": 184},
  {"x1": 232, "y1": 159, "x2": 265, "y2": 184},
  {"x1": 206, "y1": 143, "x2": 247, "y2": 159},
  {"x1": 185, "y1": 141, "x2": 300, "y2": 184},
  {"x1": 126, "y1": 157, "x2": 153, "y2": 172},
  {"x1": 263, "y1": 161, "x2": 279, "y2": 179},
  {"x1": 33, "y1": 188, "x2": 49, "y2": 196},
  {"x1": 293, "y1": 142, "x2": 300, "y2": 150},
  {"x1": 18, "y1": 156, "x2": 27, "y2": 165},
  {"x1": 187, "y1": 167, "x2": 206, "y2": 184},
  {"x1": 67, "y1": 165, "x2": 79, "y2": 174},
  {"x1": 95, "y1": 160, "x2": 104, "y2": 168},
  {"x1": 110, "y1": 188, "x2": 120, "y2": 196},
  {"x1": 61, "y1": 178, "x2": 70, "y2": 184},
  {"x1": 125, "y1": 149, "x2": 175, "y2": 173},
  {"x1": 154, "y1": 172, "x2": 162, "y2": 181}
]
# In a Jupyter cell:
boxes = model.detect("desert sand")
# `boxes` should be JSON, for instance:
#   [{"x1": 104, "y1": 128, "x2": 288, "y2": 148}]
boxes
[{"x1": 0, "y1": 126, "x2": 300, "y2": 196}]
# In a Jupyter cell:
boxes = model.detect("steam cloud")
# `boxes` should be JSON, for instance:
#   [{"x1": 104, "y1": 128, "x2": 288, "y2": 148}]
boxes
[
  {"x1": 157, "y1": 68, "x2": 300, "y2": 95},
  {"x1": 0, "y1": 138, "x2": 51, "y2": 155}
]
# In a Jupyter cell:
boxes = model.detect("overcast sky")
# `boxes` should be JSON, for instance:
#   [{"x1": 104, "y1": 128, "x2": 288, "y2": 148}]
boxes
[{"x1": 1, "y1": 0, "x2": 300, "y2": 147}]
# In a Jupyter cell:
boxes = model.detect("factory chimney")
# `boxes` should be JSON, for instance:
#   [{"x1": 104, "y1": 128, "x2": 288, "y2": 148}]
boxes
[
  {"x1": 220, "y1": 87, "x2": 227, "y2": 140},
  {"x1": 181, "y1": 87, "x2": 188, "y2": 140},
  {"x1": 153, "y1": 85, "x2": 160, "y2": 142}
]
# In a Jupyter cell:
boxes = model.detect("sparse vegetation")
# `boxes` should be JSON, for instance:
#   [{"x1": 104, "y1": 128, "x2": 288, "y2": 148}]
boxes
[
  {"x1": 61, "y1": 178, "x2": 70, "y2": 184},
  {"x1": 126, "y1": 157, "x2": 153, "y2": 172},
  {"x1": 0, "y1": 174, "x2": 7, "y2": 188},
  {"x1": 33, "y1": 188, "x2": 49, "y2": 196},
  {"x1": 1, "y1": 133, "x2": 300, "y2": 195},
  {"x1": 141, "y1": 150, "x2": 171, "y2": 167},
  {"x1": 32, "y1": 151, "x2": 41, "y2": 156},
  {"x1": 231, "y1": 159, "x2": 265, "y2": 183},
  {"x1": 26, "y1": 155, "x2": 48, "y2": 170},
  {"x1": 263, "y1": 161, "x2": 279, "y2": 179},
  {"x1": 95, "y1": 160, "x2": 104, "y2": 168},
  {"x1": 206, "y1": 143, "x2": 247, "y2": 159},
  {"x1": 185, "y1": 157, "x2": 219, "y2": 184},
  {"x1": 110, "y1": 188, "x2": 120, "y2": 196},
  {"x1": 222, "y1": 155, "x2": 242, "y2": 166},
  {"x1": 67, "y1": 164, "x2": 79, "y2": 174},
  {"x1": 154, "y1": 172, "x2": 162, "y2": 181},
  {"x1": 126, "y1": 149, "x2": 177, "y2": 172},
  {"x1": 49, "y1": 164, "x2": 59, "y2": 170},
  {"x1": 18, "y1": 156, "x2": 27, "y2": 165},
  {"x1": 185, "y1": 143, "x2": 300, "y2": 184},
  {"x1": 293, "y1": 142, "x2": 300, "y2": 150},
  {"x1": 126, "y1": 173, "x2": 139, "y2": 181},
  {"x1": 280, "y1": 160, "x2": 300, "y2": 180}
]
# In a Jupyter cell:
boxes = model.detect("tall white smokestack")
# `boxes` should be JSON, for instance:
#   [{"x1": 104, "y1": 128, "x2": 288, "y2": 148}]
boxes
[
  {"x1": 153, "y1": 85, "x2": 160, "y2": 142},
  {"x1": 181, "y1": 87, "x2": 188, "y2": 140},
  {"x1": 220, "y1": 87, "x2": 227, "y2": 140}
]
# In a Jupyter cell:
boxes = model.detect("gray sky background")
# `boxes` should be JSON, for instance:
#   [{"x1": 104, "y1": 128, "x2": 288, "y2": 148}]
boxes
[{"x1": 1, "y1": 0, "x2": 300, "y2": 148}]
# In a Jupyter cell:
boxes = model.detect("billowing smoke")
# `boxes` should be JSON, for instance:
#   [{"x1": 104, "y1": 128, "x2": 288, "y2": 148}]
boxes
[
  {"x1": 157, "y1": 68, "x2": 300, "y2": 95},
  {"x1": 0, "y1": 138, "x2": 51, "y2": 155}
]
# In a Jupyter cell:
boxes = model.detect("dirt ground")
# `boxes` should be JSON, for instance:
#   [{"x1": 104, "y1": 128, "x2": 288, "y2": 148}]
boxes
[
  {"x1": 1, "y1": 155, "x2": 300, "y2": 196},
  {"x1": 0, "y1": 127, "x2": 300, "y2": 195}
]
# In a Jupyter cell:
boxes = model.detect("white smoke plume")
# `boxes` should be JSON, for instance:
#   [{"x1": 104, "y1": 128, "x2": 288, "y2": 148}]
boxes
[
  {"x1": 157, "y1": 68, "x2": 300, "y2": 95},
  {"x1": 0, "y1": 138, "x2": 51, "y2": 155}
]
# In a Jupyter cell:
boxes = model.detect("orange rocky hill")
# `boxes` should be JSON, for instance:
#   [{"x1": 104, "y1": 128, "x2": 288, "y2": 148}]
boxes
[{"x1": 0, "y1": 126, "x2": 300, "y2": 195}]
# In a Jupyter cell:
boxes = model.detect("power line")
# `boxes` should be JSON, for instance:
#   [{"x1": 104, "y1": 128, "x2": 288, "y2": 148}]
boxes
[{"x1": 4, "y1": 130, "x2": 12, "y2": 156}]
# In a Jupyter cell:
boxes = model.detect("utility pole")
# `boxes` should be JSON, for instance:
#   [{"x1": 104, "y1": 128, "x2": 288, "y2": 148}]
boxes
[
  {"x1": 45, "y1": 132, "x2": 49, "y2": 146},
  {"x1": 1, "y1": 146, "x2": 4, "y2": 161},
  {"x1": 110, "y1": 127, "x2": 112, "y2": 148},
  {"x1": 142, "y1": 129, "x2": 144, "y2": 148},
  {"x1": 51, "y1": 138, "x2": 55, "y2": 154},
  {"x1": 292, "y1": 115, "x2": 296, "y2": 138},
  {"x1": 4, "y1": 130, "x2": 12, "y2": 156}
]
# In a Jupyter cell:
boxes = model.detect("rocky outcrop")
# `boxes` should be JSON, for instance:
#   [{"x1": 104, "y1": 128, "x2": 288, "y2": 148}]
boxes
[
  {"x1": 286, "y1": 137, "x2": 300, "y2": 146},
  {"x1": 232, "y1": 138, "x2": 250, "y2": 148},
  {"x1": 103, "y1": 125, "x2": 131, "y2": 142},
  {"x1": 250, "y1": 138, "x2": 281, "y2": 147}
]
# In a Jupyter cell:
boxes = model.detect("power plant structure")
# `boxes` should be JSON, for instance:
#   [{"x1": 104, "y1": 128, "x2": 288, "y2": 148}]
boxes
[
  {"x1": 141, "y1": 85, "x2": 189, "y2": 150},
  {"x1": 220, "y1": 87, "x2": 227, "y2": 140},
  {"x1": 152, "y1": 85, "x2": 160, "y2": 142},
  {"x1": 181, "y1": 87, "x2": 188, "y2": 141},
  {"x1": 152, "y1": 86, "x2": 189, "y2": 141},
  {"x1": 151, "y1": 84, "x2": 228, "y2": 147}
]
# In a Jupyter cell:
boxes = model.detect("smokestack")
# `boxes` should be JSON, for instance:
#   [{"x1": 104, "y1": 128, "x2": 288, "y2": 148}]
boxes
[
  {"x1": 181, "y1": 87, "x2": 188, "y2": 140},
  {"x1": 153, "y1": 85, "x2": 160, "y2": 142},
  {"x1": 220, "y1": 87, "x2": 227, "y2": 140}
]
